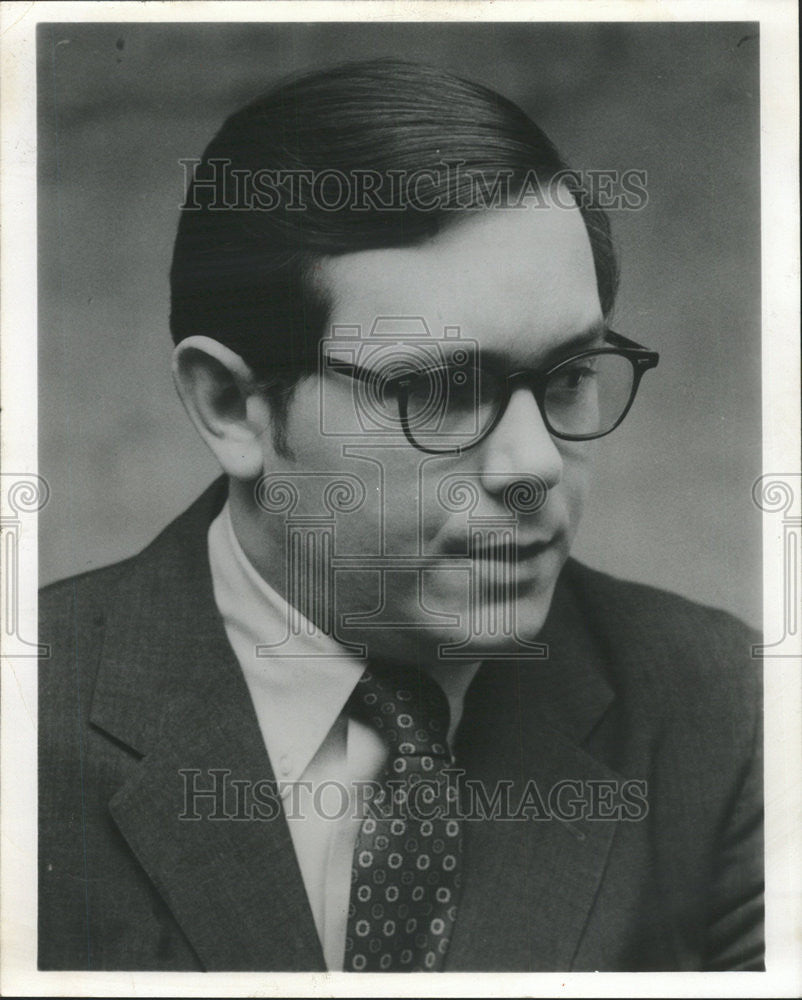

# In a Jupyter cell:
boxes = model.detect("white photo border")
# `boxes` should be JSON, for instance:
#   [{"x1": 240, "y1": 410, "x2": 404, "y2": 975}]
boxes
[{"x1": 1, "y1": 1, "x2": 799, "y2": 997}]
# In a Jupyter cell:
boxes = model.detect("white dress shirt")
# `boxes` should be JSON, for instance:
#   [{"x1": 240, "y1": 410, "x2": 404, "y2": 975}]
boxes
[{"x1": 207, "y1": 501, "x2": 478, "y2": 970}]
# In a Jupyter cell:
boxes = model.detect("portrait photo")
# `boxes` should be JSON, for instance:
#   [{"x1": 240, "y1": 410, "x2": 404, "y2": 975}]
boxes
[{"x1": 2, "y1": 3, "x2": 799, "y2": 995}]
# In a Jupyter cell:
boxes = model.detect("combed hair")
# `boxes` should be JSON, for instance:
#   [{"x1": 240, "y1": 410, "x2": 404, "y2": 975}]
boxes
[{"x1": 170, "y1": 58, "x2": 618, "y2": 389}]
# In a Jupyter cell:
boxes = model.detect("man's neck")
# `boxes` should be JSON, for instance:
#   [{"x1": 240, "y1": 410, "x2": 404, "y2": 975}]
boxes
[{"x1": 227, "y1": 475, "x2": 288, "y2": 596}]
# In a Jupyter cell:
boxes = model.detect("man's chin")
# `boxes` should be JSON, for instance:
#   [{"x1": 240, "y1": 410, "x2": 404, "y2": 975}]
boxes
[
  {"x1": 333, "y1": 565, "x2": 562, "y2": 665},
  {"x1": 434, "y1": 593, "x2": 554, "y2": 661},
  {"x1": 408, "y1": 580, "x2": 559, "y2": 664}
]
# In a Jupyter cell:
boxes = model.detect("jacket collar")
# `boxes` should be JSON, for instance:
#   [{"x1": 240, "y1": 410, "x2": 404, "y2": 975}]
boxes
[
  {"x1": 90, "y1": 477, "x2": 326, "y2": 969},
  {"x1": 90, "y1": 477, "x2": 234, "y2": 757}
]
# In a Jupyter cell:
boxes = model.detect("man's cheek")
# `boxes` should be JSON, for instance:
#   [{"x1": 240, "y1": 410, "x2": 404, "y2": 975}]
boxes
[{"x1": 561, "y1": 451, "x2": 592, "y2": 538}]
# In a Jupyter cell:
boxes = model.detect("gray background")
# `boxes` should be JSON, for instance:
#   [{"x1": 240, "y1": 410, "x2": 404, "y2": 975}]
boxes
[{"x1": 38, "y1": 21, "x2": 762, "y2": 628}]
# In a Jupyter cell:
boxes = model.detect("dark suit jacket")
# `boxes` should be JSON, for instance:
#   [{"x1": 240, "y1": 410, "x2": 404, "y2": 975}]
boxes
[{"x1": 39, "y1": 478, "x2": 764, "y2": 971}]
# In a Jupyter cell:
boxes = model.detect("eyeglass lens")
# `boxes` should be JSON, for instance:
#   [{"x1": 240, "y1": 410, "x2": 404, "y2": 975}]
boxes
[{"x1": 403, "y1": 353, "x2": 636, "y2": 450}]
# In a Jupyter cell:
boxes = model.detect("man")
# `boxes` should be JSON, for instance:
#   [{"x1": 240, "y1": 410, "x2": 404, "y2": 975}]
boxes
[{"x1": 39, "y1": 60, "x2": 763, "y2": 972}]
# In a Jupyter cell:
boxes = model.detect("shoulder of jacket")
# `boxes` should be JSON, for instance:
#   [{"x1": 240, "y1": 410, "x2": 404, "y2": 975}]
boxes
[
  {"x1": 562, "y1": 557, "x2": 762, "y2": 713},
  {"x1": 40, "y1": 554, "x2": 138, "y2": 629},
  {"x1": 564, "y1": 557, "x2": 758, "y2": 642}
]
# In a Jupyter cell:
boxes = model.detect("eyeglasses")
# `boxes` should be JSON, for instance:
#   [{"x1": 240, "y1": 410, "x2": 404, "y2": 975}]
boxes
[{"x1": 324, "y1": 330, "x2": 659, "y2": 455}]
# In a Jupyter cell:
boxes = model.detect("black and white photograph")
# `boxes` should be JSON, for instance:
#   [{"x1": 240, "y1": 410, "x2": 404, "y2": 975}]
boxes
[{"x1": 1, "y1": 2, "x2": 800, "y2": 995}]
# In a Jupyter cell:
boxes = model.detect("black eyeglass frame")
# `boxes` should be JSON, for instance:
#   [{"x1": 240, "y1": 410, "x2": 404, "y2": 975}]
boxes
[{"x1": 324, "y1": 330, "x2": 660, "y2": 455}]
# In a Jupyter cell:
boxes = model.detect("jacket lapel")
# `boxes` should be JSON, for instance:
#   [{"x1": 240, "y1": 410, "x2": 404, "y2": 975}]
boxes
[
  {"x1": 447, "y1": 571, "x2": 621, "y2": 971},
  {"x1": 90, "y1": 479, "x2": 325, "y2": 970}
]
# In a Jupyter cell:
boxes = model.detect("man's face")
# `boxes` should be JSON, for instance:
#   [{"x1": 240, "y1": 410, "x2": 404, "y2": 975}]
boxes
[{"x1": 254, "y1": 195, "x2": 603, "y2": 664}]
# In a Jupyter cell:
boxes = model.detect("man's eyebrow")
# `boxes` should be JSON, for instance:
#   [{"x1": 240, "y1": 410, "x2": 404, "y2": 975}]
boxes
[{"x1": 476, "y1": 321, "x2": 608, "y2": 371}]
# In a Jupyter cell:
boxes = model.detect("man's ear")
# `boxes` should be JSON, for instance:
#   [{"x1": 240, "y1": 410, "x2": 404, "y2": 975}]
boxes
[{"x1": 172, "y1": 336, "x2": 274, "y2": 479}]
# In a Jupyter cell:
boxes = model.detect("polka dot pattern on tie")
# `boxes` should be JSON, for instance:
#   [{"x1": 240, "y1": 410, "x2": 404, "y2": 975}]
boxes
[{"x1": 344, "y1": 665, "x2": 463, "y2": 972}]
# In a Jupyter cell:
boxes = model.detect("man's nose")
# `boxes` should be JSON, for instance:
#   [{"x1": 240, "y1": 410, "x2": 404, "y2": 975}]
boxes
[{"x1": 477, "y1": 386, "x2": 563, "y2": 497}]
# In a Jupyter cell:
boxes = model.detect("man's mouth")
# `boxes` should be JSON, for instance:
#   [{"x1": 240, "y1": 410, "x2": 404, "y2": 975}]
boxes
[
  {"x1": 439, "y1": 533, "x2": 562, "y2": 561},
  {"x1": 468, "y1": 537, "x2": 556, "y2": 561}
]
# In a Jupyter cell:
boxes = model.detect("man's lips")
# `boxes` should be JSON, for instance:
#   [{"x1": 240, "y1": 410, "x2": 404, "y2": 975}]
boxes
[
  {"x1": 439, "y1": 533, "x2": 563, "y2": 560},
  {"x1": 469, "y1": 538, "x2": 556, "y2": 560}
]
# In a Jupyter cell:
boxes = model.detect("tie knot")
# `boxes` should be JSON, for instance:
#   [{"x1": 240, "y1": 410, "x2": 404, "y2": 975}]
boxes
[{"x1": 347, "y1": 664, "x2": 452, "y2": 759}]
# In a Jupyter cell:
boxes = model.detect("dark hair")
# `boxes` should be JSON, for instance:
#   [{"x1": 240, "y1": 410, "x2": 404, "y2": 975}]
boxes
[{"x1": 170, "y1": 59, "x2": 618, "y2": 433}]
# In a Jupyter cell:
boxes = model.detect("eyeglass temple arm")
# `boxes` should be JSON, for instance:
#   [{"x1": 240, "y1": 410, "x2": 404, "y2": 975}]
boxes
[{"x1": 606, "y1": 329, "x2": 660, "y2": 367}]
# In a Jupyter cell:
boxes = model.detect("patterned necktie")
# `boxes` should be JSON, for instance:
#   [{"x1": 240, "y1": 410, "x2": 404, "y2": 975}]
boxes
[{"x1": 343, "y1": 664, "x2": 463, "y2": 972}]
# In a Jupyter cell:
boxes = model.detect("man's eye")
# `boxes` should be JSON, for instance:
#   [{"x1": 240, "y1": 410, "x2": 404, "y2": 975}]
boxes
[{"x1": 551, "y1": 363, "x2": 598, "y2": 391}]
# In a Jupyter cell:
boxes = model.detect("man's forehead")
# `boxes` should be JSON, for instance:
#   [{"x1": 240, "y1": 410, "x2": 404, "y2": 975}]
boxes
[{"x1": 320, "y1": 201, "x2": 603, "y2": 365}]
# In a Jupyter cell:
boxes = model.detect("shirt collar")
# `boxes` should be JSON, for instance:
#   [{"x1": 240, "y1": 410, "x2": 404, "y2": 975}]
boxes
[
  {"x1": 208, "y1": 501, "x2": 479, "y2": 778},
  {"x1": 209, "y1": 502, "x2": 364, "y2": 784}
]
